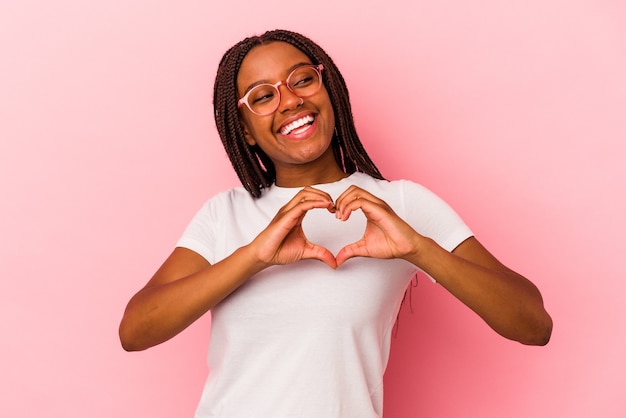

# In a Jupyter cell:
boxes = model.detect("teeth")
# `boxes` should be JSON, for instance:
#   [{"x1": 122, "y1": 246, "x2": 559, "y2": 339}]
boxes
[{"x1": 280, "y1": 115, "x2": 314, "y2": 135}]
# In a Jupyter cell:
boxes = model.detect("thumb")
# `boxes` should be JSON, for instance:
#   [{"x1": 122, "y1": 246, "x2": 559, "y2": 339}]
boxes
[
  {"x1": 335, "y1": 240, "x2": 367, "y2": 267},
  {"x1": 303, "y1": 244, "x2": 338, "y2": 269}
]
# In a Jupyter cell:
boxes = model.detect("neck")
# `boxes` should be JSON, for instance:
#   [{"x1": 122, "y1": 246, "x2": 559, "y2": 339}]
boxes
[{"x1": 274, "y1": 148, "x2": 348, "y2": 188}]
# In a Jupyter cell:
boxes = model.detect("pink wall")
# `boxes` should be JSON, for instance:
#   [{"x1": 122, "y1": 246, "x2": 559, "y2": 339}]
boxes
[{"x1": 1, "y1": 1, "x2": 624, "y2": 417}]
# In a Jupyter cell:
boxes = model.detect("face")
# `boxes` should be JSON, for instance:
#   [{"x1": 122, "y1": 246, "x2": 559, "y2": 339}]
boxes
[{"x1": 237, "y1": 42, "x2": 336, "y2": 175}]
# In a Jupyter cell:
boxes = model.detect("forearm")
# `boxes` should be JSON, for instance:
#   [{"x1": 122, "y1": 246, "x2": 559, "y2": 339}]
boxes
[
  {"x1": 119, "y1": 245, "x2": 265, "y2": 351},
  {"x1": 120, "y1": 188, "x2": 341, "y2": 351},
  {"x1": 405, "y1": 237, "x2": 552, "y2": 345}
]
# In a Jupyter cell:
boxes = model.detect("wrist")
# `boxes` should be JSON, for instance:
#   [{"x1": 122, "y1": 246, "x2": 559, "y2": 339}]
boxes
[
  {"x1": 236, "y1": 243, "x2": 272, "y2": 275},
  {"x1": 402, "y1": 236, "x2": 440, "y2": 269}
]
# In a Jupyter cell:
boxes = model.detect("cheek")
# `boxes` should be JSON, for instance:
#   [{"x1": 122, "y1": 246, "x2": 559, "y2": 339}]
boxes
[
  {"x1": 325, "y1": 109, "x2": 336, "y2": 137},
  {"x1": 318, "y1": 92, "x2": 335, "y2": 129},
  {"x1": 328, "y1": 109, "x2": 336, "y2": 130}
]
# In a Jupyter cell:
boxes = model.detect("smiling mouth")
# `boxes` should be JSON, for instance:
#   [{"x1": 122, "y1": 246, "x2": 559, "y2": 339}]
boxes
[{"x1": 279, "y1": 114, "x2": 315, "y2": 136}]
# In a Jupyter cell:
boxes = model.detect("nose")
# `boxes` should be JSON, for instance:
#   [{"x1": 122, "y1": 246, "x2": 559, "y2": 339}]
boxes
[{"x1": 276, "y1": 82, "x2": 302, "y2": 113}]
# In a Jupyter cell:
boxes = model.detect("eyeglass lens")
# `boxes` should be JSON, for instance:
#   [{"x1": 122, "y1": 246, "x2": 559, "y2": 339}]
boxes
[{"x1": 247, "y1": 66, "x2": 321, "y2": 115}]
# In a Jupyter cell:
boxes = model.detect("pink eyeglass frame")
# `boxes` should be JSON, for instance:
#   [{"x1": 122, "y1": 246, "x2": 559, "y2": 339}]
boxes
[{"x1": 237, "y1": 64, "x2": 325, "y2": 116}]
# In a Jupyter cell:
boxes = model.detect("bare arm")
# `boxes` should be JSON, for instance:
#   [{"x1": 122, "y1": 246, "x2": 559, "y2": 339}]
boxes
[
  {"x1": 334, "y1": 186, "x2": 552, "y2": 346},
  {"x1": 410, "y1": 236, "x2": 552, "y2": 345},
  {"x1": 119, "y1": 187, "x2": 337, "y2": 351},
  {"x1": 119, "y1": 246, "x2": 264, "y2": 351}
]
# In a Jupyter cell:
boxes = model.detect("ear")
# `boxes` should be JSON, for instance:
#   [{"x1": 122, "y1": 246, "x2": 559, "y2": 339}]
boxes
[{"x1": 240, "y1": 118, "x2": 257, "y2": 146}]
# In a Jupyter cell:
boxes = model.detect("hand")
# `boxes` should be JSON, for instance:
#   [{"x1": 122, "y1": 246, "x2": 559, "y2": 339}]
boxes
[
  {"x1": 334, "y1": 186, "x2": 422, "y2": 267},
  {"x1": 251, "y1": 187, "x2": 338, "y2": 268}
]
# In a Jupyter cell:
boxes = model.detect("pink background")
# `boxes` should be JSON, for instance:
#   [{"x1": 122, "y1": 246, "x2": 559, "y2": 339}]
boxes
[{"x1": 1, "y1": 1, "x2": 625, "y2": 417}]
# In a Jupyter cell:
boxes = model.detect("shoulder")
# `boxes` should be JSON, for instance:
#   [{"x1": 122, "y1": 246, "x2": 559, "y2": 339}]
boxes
[
  {"x1": 199, "y1": 185, "x2": 256, "y2": 211},
  {"x1": 349, "y1": 173, "x2": 437, "y2": 203}
]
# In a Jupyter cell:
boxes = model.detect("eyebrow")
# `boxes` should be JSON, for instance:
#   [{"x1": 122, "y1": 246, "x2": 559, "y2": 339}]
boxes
[{"x1": 241, "y1": 62, "x2": 313, "y2": 95}]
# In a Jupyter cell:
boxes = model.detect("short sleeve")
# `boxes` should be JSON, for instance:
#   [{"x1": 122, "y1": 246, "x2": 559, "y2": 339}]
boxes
[
  {"x1": 398, "y1": 180, "x2": 473, "y2": 253},
  {"x1": 176, "y1": 195, "x2": 224, "y2": 264}
]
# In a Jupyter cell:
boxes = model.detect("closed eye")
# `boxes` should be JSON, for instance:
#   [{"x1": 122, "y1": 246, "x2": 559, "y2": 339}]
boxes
[
  {"x1": 252, "y1": 92, "x2": 275, "y2": 104},
  {"x1": 292, "y1": 75, "x2": 314, "y2": 88}
]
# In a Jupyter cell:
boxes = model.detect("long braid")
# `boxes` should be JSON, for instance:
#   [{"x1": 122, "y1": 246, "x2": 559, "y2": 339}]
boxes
[
  {"x1": 213, "y1": 29, "x2": 384, "y2": 198},
  {"x1": 214, "y1": 41, "x2": 272, "y2": 196}
]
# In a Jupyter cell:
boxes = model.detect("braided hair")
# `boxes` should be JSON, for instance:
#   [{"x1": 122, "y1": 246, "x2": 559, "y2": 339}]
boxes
[{"x1": 213, "y1": 29, "x2": 384, "y2": 198}]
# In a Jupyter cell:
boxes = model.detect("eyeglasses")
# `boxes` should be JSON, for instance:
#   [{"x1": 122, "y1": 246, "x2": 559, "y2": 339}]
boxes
[{"x1": 238, "y1": 64, "x2": 324, "y2": 116}]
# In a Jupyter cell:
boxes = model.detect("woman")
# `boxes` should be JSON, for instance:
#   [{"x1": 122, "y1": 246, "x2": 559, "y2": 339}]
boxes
[{"x1": 119, "y1": 29, "x2": 552, "y2": 417}]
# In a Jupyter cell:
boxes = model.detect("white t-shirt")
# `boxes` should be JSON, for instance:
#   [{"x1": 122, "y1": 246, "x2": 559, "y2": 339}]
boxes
[{"x1": 177, "y1": 173, "x2": 473, "y2": 418}]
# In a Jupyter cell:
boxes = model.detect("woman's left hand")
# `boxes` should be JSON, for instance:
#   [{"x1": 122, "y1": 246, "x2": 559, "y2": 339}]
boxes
[
  {"x1": 333, "y1": 185, "x2": 552, "y2": 346},
  {"x1": 334, "y1": 186, "x2": 423, "y2": 266}
]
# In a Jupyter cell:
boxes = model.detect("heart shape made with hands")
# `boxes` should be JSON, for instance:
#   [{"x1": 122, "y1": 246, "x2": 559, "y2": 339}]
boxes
[{"x1": 300, "y1": 205, "x2": 367, "y2": 257}]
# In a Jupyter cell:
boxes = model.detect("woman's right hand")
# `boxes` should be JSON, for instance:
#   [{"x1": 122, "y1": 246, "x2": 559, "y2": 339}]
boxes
[
  {"x1": 250, "y1": 186, "x2": 338, "y2": 269},
  {"x1": 119, "y1": 186, "x2": 338, "y2": 351}
]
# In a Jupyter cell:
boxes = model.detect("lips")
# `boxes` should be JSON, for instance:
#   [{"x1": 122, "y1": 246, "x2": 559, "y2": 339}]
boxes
[{"x1": 279, "y1": 114, "x2": 315, "y2": 136}]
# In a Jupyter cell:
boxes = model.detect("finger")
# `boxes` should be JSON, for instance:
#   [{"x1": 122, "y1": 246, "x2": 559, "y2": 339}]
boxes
[
  {"x1": 335, "y1": 195, "x2": 384, "y2": 222},
  {"x1": 335, "y1": 187, "x2": 386, "y2": 220},
  {"x1": 298, "y1": 186, "x2": 334, "y2": 204},
  {"x1": 334, "y1": 185, "x2": 360, "y2": 212},
  {"x1": 335, "y1": 240, "x2": 368, "y2": 267},
  {"x1": 335, "y1": 186, "x2": 384, "y2": 208},
  {"x1": 283, "y1": 187, "x2": 336, "y2": 213},
  {"x1": 302, "y1": 244, "x2": 338, "y2": 269},
  {"x1": 274, "y1": 199, "x2": 337, "y2": 234}
]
